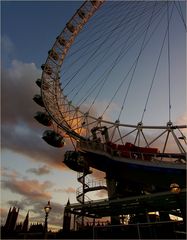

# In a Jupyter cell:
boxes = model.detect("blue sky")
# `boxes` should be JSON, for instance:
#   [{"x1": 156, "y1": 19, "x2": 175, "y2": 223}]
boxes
[
  {"x1": 1, "y1": 1, "x2": 83, "y2": 67},
  {"x1": 1, "y1": 0, "x2": 186, "y2": 231},
  {"x1": 1, "y1": 0, "x2": 98, "y2": 231}
]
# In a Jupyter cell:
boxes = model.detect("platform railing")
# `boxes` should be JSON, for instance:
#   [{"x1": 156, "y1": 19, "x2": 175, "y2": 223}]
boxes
[{"x1": 77, "y1": 140, "x2": 186, "y2": 163}]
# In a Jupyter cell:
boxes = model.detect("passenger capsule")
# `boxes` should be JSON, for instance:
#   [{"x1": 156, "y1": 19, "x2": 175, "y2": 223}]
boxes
[
  {"x1": 56, "y1": 36, "x2": 66, "y2": 46},
  {"x1": 41, "y1": 64, "x2": 52, "y2": 75},
  {"x1": 48, "y1": 49, "x2": 59, "y2": 61},
  {"x1": 35, "y1": 78, "x2": 49, "y2": 90},
  {"x1": 64, "y1": 151, "x2": 90, "y2": 173},
  {"x1": 36, "y1": 79, "x2": 41, "y2": 88},
  {"x1": 77, "y1": 9, "x2": 85, "y2": 19},
  {"x1": 41, "y1": 64, "x2": 45, "y2": 70},
  {"x1": 42, "y1": 130, "x2": 64, "y2": 148},
  {"x1": 33, "y1": 94, "x2": 44, "y2": 107},
  {"x1": 66, "y1": 22, "x2": 75, "y2": 33},
  {"x1": 34, "y1": 112, "x2": 52, "y2": 126}
]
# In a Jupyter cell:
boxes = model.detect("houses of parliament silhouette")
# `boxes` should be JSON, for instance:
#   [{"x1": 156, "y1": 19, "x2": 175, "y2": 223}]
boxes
[
  {"x1": 1, "y1": 201, "x2": 72, "y2": 239},
  {"x1": 1, "y1": 197, "x2": 186, "y2": 239},
  {"x1": 1, "y1": 206, "x2": 44, "y2": 239},
  {"x1": 2, "y1": 207, "x2": 29, "y2": 233}
]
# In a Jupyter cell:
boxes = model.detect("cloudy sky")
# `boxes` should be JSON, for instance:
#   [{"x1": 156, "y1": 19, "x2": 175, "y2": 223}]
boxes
[
  {"x1": 1, "y1": 0, "x2": 107, "y2": 231},
  {"x1": 1, "y1": 0, "x2": 186, "y2": 231}
]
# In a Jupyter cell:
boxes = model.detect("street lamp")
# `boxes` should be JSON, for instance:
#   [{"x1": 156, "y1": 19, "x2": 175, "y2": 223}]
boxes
[
  {"x1": 44, "y1": 201, "x2": 52, "y2": 234},
  {"x1": 169, "y1": 183, "x2": 185, "y2": 223},
  {"x1": 170, "y1": 183, "x2": 181, "y2": 193}
]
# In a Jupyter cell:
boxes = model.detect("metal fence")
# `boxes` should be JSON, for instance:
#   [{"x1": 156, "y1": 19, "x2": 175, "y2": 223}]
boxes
[{"x1": 93, "y1": 221, "x2": 186, "y2": 239}]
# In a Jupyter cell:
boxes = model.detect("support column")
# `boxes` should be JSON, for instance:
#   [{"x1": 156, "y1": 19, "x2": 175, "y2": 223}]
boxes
[{"x1": 106, "y1": 174, "x2": 120, "y2": 225}]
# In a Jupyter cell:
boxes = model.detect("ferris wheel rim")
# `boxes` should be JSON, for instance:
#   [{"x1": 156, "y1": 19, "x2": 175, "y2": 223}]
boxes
[
  {"x1": 40, "y1": 0, "x2": 187, "y2": 144},
  {"x1": 41, "y1": 0, "x2": 107, "y2": 140}
]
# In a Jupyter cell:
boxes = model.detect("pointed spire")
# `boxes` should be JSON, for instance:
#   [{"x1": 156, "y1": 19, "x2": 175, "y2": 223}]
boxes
[
  {"x1": 22, "y1": 210, "x2": 29, "y2": 232},
  {"x1": 12, "y1": 206, "x2": 16, "y2": 212},
  {"x1": 63, "y1": 198, "x2": 71, "y2": 232},
  {"x1": 4, "y1": 207, "x2": 12, "y2": 228},
  {"x1": 4, "y1": 206, "x2": 19, "y2": 231},
  {"x1": 25, "y1": 210, "x2": 29, "y2": 219},
  {"x1": 66, "y1": 198, "x2": 70, "y2": 206}
]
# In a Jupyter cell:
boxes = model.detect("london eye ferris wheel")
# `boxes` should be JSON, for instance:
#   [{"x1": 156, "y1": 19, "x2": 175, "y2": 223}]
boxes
[{"x1": 33, "y1": 0, "x2": 186, "y2": 194}]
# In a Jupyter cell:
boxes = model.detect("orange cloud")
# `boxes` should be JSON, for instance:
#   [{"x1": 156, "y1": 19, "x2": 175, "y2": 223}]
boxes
[
  {"x1": 1, "y1": 61, "x2": 74, "y2": 171},
  {"x1": 26, "y1": 165, "x2": 51, "y2": 175},
  {"x1": 2, "y1": 177, "x2": 53, "y2": 200},
  {"x1": 63, "y1": 187, "x2": 76, "y2": 194},
  {"x1": 1, "y1": 167, "x2": 19, "y2": 178}
]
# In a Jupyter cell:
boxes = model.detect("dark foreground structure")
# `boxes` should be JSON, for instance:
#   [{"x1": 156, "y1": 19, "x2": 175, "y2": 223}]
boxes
[
  {"x1": 1, "y1": 189, "x2": 186, "y2": 239},
  {"x1": 23, "y1": 0, "x2": 187, "y2": 239},
  {"x1": 57, "y1": 139, "x2": 186, "y2": 239},
  {"x1": 59, "y1": 188, "x2": 186, "y2": 239}
]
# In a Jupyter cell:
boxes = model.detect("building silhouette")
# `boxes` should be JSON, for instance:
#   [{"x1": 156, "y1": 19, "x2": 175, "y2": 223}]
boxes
[
  {"x1": 22, "y1": 211, "x2": 29, "y2": 232},
  {"x1": 1, "y1": 207, "x2": 46, "y2": 239},
  {"x1": 62, "y1": 199, "x2": 71, "y2": 232},
  {"x1": 4, "y1": 207, "x2": 19, "y2": 232},
  {"x1": 29, "y1": 223, "x2": 44, "y2": 233}
]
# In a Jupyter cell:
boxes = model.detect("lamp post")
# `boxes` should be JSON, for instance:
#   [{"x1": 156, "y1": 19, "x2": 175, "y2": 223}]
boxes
[
  {"x1": 44, "y1": 201, "x2": 51, "y2": 235},
  {"x1": 170, "y1": 183, "x2": 181, "y2": 194},
  {"x1": 169, "y1": 183, "x2": 186, "y2": 225}
]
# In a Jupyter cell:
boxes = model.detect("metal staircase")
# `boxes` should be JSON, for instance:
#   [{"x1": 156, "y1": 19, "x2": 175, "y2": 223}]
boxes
[
  {"x1": 76, "y1": 172, "x2": 107, "y2": 204},
  {"x1": 76, "y1": 171, "x2": 107, "y2": 228}
]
